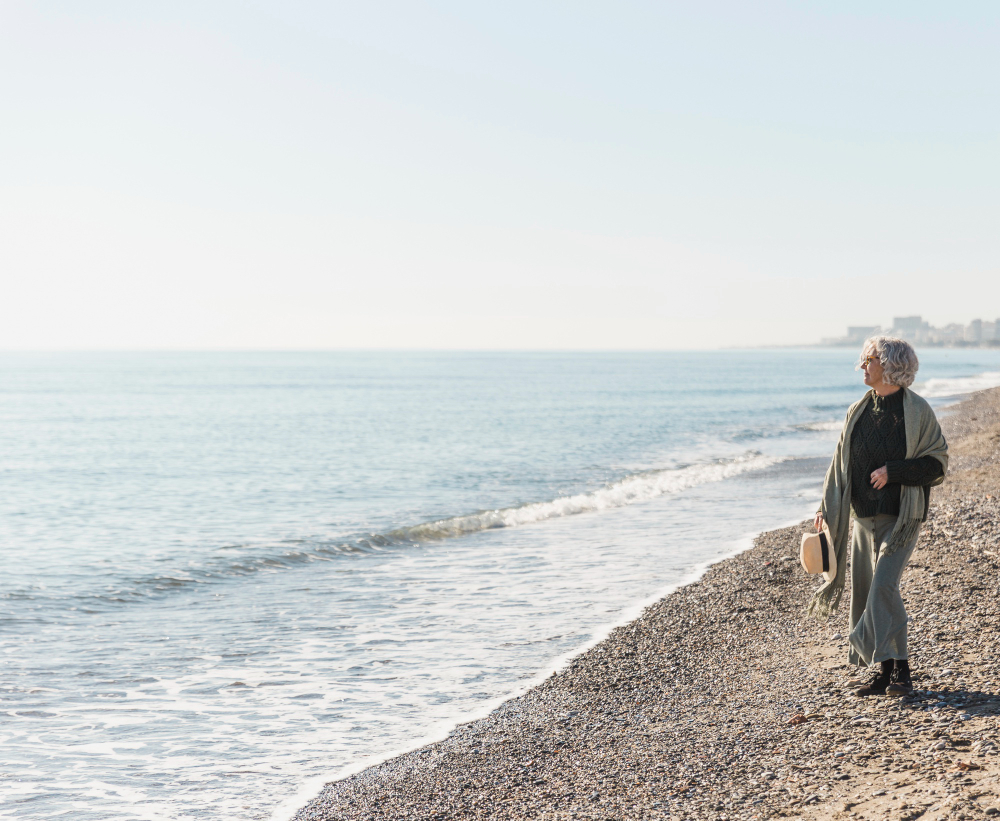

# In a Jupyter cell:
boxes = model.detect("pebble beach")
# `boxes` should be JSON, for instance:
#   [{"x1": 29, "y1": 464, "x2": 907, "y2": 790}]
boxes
[{"x1": 293, "y1": 386, "x2": 1000, "y2": 821}]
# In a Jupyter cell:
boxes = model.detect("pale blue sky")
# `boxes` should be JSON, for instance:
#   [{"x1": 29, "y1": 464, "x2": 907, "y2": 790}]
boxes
[{"x1": 2, "y1": 2, "x2": 998, "y2": 349}]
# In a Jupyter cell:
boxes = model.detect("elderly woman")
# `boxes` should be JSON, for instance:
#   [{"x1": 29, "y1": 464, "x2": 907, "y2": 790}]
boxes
[{"x1": 812, "y1": 336, "x2": 948, "y2": 696}]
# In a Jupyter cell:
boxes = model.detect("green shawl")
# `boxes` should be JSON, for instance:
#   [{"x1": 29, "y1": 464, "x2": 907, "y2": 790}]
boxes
[{"x1": 808, "y1": 387, "x2": 948, "y2": 620}]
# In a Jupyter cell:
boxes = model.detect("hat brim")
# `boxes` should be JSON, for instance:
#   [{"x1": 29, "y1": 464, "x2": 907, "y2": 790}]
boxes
[
  {"x1": 820, "y1": 525, "x2": 837, "y2": 582},
  {"x1": 801, "y1": 525, "x2": 837, "y2": 581}
]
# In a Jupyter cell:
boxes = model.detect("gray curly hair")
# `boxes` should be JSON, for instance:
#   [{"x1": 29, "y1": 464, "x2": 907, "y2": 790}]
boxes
[{"x1": 856, "y1": 335, "x2": 919, "y2": 388}]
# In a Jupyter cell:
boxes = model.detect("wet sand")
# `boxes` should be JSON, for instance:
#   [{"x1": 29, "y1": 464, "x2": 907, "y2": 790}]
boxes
[{"x1": 293, "y1": 387, "x2": 1000, "y2": 821}]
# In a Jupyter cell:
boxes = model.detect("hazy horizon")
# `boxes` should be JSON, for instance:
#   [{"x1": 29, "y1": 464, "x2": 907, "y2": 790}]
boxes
[{"x1": 3, "y1": 2, "x2": 998, "y2": 351}]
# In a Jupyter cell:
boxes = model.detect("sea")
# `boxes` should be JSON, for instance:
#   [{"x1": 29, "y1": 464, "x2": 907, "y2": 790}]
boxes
[{"x1": 2, "y1": 348, "x2": 1000, "y2": 820}]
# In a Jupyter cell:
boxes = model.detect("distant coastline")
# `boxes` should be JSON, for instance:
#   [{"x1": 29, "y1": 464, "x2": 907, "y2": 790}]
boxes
[
  {"x1": 818, "y1": 314, "x2": 1000, "y2": 348},
  {"x1": 813, "y1": 339, "x2": 1000, "y2": 349}
]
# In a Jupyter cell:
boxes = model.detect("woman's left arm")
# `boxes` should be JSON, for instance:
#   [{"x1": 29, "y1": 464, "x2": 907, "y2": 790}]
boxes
[{"x1": 885, "y1": 456, "x2": 945, "y2": 487}]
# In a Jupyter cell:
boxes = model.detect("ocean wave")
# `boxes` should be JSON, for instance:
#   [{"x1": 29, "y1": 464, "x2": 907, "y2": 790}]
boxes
[
  {"x1": 917, "y1": 371, "x2": 1000, "y2": 399},
  {"x1": 731, "y1": 428, "x2": 788, "y2": 441},
  {"x1": 1, "y1": 452, "x2": 783, "y2": 613},
  {"x1": 389, "y1": 451, "x2": 783, "y2": 542},
  {"x1": 794, "y1": 420, "x2": 842, "y2": 432}
]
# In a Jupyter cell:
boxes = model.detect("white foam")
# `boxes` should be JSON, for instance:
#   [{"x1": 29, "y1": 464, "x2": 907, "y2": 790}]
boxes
[
  {"x1": 394, "y1": 452, "x2": 784, "y2": 542},
  {"x1": 795, "y1": 420, "x2": 842, "y2": 432},
  {"x1": 272, "y1": 496, "x2": 821, "y2": 821},
  {"x1": 917, "y1": 371, "x2": 1000, "y2": 399}
]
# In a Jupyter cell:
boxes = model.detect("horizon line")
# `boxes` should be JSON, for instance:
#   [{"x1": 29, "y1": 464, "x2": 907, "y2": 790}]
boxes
[{"x1": 0, "y1": 345, "x2": 843, "y2": 355}]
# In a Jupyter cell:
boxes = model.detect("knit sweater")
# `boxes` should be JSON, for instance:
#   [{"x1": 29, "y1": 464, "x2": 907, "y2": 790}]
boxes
[{"x1": 849, "y1": 389, "x2": 944, "y2": 519}]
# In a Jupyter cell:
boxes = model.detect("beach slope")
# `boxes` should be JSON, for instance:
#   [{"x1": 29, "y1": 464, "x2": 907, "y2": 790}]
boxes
[{"x1": 294, "y1": 388, "x2": 1000, "y2": 820}]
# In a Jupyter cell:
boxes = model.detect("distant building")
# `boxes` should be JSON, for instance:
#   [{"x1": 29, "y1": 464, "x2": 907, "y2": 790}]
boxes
[
  {"x1": 820, "y1": 315, "x2": 1000, "y2": 348},
  {"x1": 889, "y1": 316, "x2": 932, "y2": 343},
  {"x1": 892, "y1": 316, "x2": 930, "y2": 334},
  {"x1": 944, "y1": 324, "x2": 965, "y2": 343}
]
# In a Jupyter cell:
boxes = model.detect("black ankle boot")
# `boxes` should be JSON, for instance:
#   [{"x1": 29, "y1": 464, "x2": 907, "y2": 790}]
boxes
[
  {"x1": 886, "y1": 659, "x2": 913, "y2": 695},
  {"x1": 855, "y1": 659, "x2": 893, "y2": 696}
]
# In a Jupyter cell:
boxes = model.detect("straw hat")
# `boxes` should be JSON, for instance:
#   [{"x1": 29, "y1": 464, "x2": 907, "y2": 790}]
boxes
[{"x1": 800, "y1": 525, "x2": 837, "y2": 582}]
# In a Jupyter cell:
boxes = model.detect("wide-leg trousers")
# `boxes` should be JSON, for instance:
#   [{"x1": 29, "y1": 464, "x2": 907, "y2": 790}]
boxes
[{"x1": 848, "y1": 513, "x2": 921, "y2": 667}]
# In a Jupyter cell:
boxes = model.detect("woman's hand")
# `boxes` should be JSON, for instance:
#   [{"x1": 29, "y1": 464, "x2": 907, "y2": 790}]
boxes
[
  {"x1": 814, "y1": 511, "x2": 824, "y2": 531},
  {"x1": 870, "y1": 466, "x2": 889, "y2": 490}
]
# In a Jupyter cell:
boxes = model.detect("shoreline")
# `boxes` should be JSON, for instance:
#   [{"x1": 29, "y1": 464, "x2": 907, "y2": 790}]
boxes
[
  {"x1": 292, "y1": 387, "x2": 1000, "y2": 821},
  {"x1": 275, "y1": 518, "x2": 808, "y2": 821}
]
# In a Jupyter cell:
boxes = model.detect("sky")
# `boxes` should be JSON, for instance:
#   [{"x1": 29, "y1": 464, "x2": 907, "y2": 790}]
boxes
[{"x1": 2, "y1": 1, "x2": 998, "y2": 350}]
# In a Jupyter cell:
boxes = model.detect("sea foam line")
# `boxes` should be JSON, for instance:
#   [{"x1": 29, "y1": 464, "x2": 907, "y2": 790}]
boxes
[
  {"x1": 389, "y1": 451, "x2": 784, "y2": 542},
  {"x1": 270, "y1": 494, "x2": 820, "y2": 821},
  {"x1": 918, "y1": 371, "x2": 1000, "y2": 399}
]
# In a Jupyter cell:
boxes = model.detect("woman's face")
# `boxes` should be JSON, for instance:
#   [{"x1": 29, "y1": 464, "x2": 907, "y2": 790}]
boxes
[{"x1": 861, "y1": 350, "x2": 885, "y2": 388}]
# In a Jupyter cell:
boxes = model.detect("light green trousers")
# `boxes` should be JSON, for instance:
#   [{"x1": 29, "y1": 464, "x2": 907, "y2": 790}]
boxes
[{"x1": 848, "y1": 513, "x2": 921, "y2": 667}]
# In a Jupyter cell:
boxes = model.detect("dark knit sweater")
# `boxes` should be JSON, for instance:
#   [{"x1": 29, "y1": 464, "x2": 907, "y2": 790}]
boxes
[{"x1": 849, "y1": 389, "x2": 944, "y2": 519}]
